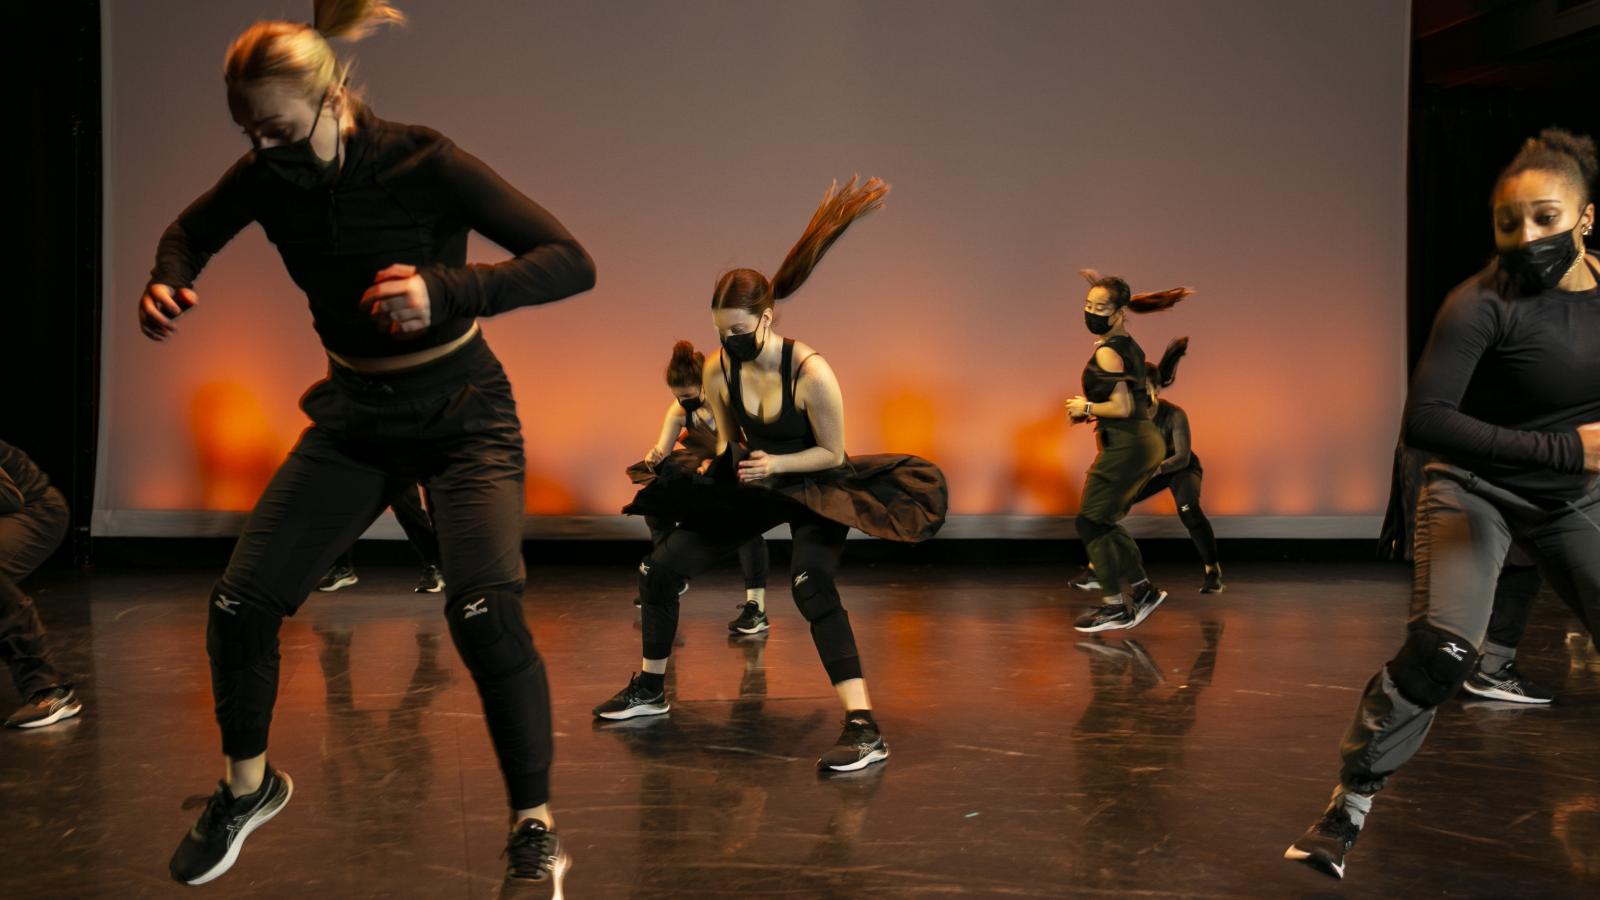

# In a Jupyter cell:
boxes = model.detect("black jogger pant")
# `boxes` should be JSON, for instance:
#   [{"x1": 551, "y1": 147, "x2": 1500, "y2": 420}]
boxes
[
  {"x1": 0, "y1": 486, "x2": 71, "y2": 697},
  {"x1": 645, "y1": 516, "x2": 769, "y2": 590},
  {"x1": 1132, "y1": 466, "x2": 1220, "y2": 567},
  {"x1": 209, "y1": 335, "x2": 553, "y2": 809}
]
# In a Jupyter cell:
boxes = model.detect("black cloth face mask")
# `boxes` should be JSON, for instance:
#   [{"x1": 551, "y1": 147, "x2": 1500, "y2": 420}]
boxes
[
  {"x1": 1085, "y1": 310, "x2": 1115, "y2": 335},
  {"x1": 256, "y1": 88, "x2": 341, "y2": 190},
  {"x1": 679, "y1": 397, "x2": 704, "y2": 415},
  {"x1": 721, "y1": 318, "x2": 767, "y2": 363},
  {"x1": 1498, "y1": 225, "x2": 1582, "y2": 294}
]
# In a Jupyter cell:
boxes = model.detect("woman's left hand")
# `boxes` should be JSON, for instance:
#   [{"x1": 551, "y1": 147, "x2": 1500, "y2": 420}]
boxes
[
  {"x1": 1065, "y1": 396, "x2": 1092, "y2": 418},
  {"x1": 361, "y1": 264, "x2": 432, "y2": 338},
  {"x1": 738, "y1": 450, "x2": 780, "y2": 482}
]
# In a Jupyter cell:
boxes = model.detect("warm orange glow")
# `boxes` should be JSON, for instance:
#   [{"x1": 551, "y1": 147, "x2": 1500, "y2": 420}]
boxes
[
  {"x1": 524, "y1": 474, "x2": 578, "y2": 516},
  {"x1": 1002, "y1": 407, "x2": 1078, "y2": 515},
  {"x1": 875, "y1": 390, "x2": 939, "y2": 463},
  {"x1": 189, "y1": 381, "x2": 288, "y2": 511}
]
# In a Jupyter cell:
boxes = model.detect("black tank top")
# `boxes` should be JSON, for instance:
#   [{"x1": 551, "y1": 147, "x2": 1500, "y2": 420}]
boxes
[
  {"x1": 727, "y1": 339, "x2": 818, "y2": 455},
  {"x1": 1081, "y1": 334, "x2": 1153, "y2": 419},
  {"x1": 680, "y1": 408, "x2": 718, "y2": 459}
]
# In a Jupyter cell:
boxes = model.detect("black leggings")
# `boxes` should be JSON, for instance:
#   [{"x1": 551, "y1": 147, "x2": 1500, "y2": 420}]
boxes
[
  {"x1": 208, "y1": 335, "x2": 553, "y2": 809},
  {"x1": 645, "y1": 516, "x2": 769, "y2": 589},
  {"x1": 1132, "y1": 467, "x2": 1219, "y2": 566},
  {"x1": 639, "y1": 506, "x2": 861, "y2": 684}
]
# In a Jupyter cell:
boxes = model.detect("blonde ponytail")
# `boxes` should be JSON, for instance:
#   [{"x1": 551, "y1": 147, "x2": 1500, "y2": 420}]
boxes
[{"x1": 224, "y1": 1, "x2": 405, "y2": 101}]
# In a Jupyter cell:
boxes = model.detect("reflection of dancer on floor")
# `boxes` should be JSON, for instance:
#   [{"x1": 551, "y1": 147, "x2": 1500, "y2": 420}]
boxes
[
  {"x1": 316, "y1": 482, "x2": 445, "y2": 594},
  {"x1": 597, "y1": 177, "x2": 948, "y2": 772},
  {"x1": 1287, "y1": 128, "x2": 1600, "y2": 881},
  {"x1": 142, "y1": 2, "x2": 594, "y2": 888},
  {"x1": 1067, "y1": 271, "x2": 1193, "y2": 634},
  {"x1": 1071, "y1": 622, "x2": 1222, "y2": 881},
  {"x1": 628, "y1": 341, "x2": 771, "y2": 634},
  {"x1": 0, "y1": 440, "x2": 82, "y2": 729},
  {"x1": 1071, "y1": 338, "x2": 1223, "y2": 596},
  {"x1": 313, "y1": 625, "x2": 451, "y2": 839}
]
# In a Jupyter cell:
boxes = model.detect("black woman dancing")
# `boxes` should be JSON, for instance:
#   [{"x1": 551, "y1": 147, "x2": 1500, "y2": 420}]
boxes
[
  {"x1": 626, "y1": 341, "x2": 772, "y2": 634},
  {"x1": 1070, "y1": 337, "x2": 1224, "y2": 596},
  {"x1": 597, "y1": 177, "x2": 947, "y2": 772},
  {"x1": 137, "y1": 1, "x2": 594, "y2": 889},
  {"x1": 1066, "y1": 271, "x2": 1193, "y2": 633},
  {"x1": 1286, "y1": 128, "x2": 1600, "y2": 880}
]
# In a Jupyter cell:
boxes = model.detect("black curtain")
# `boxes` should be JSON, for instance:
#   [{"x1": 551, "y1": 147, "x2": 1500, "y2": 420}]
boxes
[{"x1": 5, "y1": 2, "x2": 102, "y2": 567}]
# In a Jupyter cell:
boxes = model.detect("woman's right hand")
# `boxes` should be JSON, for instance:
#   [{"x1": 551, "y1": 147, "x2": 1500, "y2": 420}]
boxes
[
  {"x1": 645, "y1": 447, "x2": 666, "y2": 468},
  {"x1": 139, "y1": 283, "x2": 197, "y2": 341},
  {"x1": 1580, "y1": 422, "x2": 1600, "y2": 473}
]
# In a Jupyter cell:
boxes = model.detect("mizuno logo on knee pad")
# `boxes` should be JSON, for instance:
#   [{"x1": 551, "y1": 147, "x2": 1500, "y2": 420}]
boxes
[
  {"x1": 794, "y1": 572, "x2": 809, "y2": 588},
  {"x1": 1180, "y1": 504, "x2": 1191, "y2": 512},
  {"x1": 1441, "y1": 642, "x2": 1468, "y2": 661},
  {"x1": 214, "y1": 594, "x2": 240, "y2": 615},
  {"x1": 464, "y1": 598, "x2": 488, "y2": 619},
  {"x1": 639, "y1": 562, "x2": 651, "y2": 575}
]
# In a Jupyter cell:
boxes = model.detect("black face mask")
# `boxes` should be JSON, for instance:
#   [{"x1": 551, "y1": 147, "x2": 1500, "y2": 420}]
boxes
[
  {"x1": 1498, "y1": 225, "x2": 1582, "y2": 294},
  {"x1": 256, "y1": 89, "x2": 341, "y2": 191},
  {"x1": 679, "y1": 397, "x2": 703, "y2": 415},
  {"x1": 721, "y1": 318, "x2": 767, "y2": 363},
  {"x1": 1085, "y1": 311, "x2": 1115, "y2": 335}
]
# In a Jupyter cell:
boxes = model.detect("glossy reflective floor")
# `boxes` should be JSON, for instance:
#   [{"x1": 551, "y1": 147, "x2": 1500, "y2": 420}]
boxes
[{"x1": 4, "y1": 560, "x2": 1599, "y2": 898}]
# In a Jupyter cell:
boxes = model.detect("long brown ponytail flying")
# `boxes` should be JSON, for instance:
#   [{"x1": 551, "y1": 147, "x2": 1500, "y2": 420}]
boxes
[
  {"x1": 711, "y1": 176, "x2": 890, "y2": 316},
  {"x1": 1078, "y1": 268, "x2": 1194, "y2": 314}
]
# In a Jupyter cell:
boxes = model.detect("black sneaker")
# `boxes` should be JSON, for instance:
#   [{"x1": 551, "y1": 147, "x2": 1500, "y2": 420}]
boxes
[
  {"x1": 316, "y1": 563, "x2": 358, "y2": 592},
  {"x1": 169, "y1": 767, "x2": 294, "y2": 885},
  {"x1": 817, "y1": 715, "x2": 890, "y2": 772},
  {"x1": 414, "y1": 564, "x2": 446, "y2": 594},
  {"x1": 1123, "y1": 583, "x2": 1168, "y2": 630},
  {"x1": 1201, "y1": 567, "x2": 1226, "y2": 594},
  {"x1": 503, "y1": 819, "x2": 570, "y2": 893},
  {"x1": 1284, "y1": 805, "x2": 1361, "y2": 880},
  {"x1": 728, "y1": 601, "x2": 770, "y2": 635},
  {"x1": 592, "y1": 673, "x2": 670, "y2": 720},
  {"x1": 1462, "y1": 660, "x2": 1554, "y2": 704},
  {"x1": 4, "y1": 687, "x2": 83, "y2": 729},
  {"x1": 1073, "y1": 603, "x2": 1135, "y2": 633},
  {"x1": 1068, "y1": 567, "x2": 1102, "y2": 591}
]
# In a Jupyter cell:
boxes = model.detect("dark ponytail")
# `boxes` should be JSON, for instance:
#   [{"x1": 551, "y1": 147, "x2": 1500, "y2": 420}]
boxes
[
  {"x1": 1154, "y1": 336, "x2": 1189, "y2": 389},
  {"x1": 1496, "y1": 127, "x2": 1598, "y2": 206},
  {"x1": 665, "y1": 340, "x2": 704, "y2": 387},
  {"x1": 711, "y1": 176, "x2": 890, "y2": 315},
  {"x1": 1078, "y1": 268, "x2": 1194, "y2": 315}
]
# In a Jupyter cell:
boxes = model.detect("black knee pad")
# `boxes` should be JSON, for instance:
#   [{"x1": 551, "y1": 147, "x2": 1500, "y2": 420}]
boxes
[
  {"x1": 791, "y1": 568, "x2": 841, "y2": 622},
  {"x1": 1387, "y1": 624, "x2": 1476, "y2": 707},
  {"x1": 1075, "y1": 514, "x2": 1114, "y2": 546},
  {"x1": 638, "y1": 557, "x2": 687, "y2": 608},
  {"x1": 446, "y1": 590, "x2": 536, "y2": 680},
  {"x1": 206, "y1": 585, "x2": 282, "y2": 671}
]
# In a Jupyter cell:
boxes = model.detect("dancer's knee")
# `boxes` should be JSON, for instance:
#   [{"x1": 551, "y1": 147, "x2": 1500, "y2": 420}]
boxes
[{"x1": 1387, "y1": 624, "x2": 1476, "y2": 707}]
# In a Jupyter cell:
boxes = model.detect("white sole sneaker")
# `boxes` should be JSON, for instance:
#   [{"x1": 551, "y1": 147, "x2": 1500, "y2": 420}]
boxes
[
  {"x1": 13, "y1": 698, "x2": 83, "y2": 729},
  {"x1": 821, "y1": 745, "x2": 890, "y2": 772},
  {"x1": 1122, "y1": 591, "x2": 1168, "y2": 630},
  {"x1": 1461, "y1": 681, "x2": 1553, "y2": 704},
  {"x1": 1284, "y1": 844, "x2": 1345, "y2": 879},
  {"x1": 595, "y1": 702, "x2": 670, "y2": 721},
  {"x1": 185, "y1": 772, "x2": 295, "y2": 886},
  {"x1": 317, "y1": 575, "x2": 358, "y2": 592}
]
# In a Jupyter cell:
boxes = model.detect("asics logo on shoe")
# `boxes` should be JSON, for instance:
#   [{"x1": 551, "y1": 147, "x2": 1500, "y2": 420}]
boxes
[
  {"x1": 463, "y1": 598, "x2": 489, "y2": 619},
  {"x1": 794, "y1": 572, "x2": 809, "y2": 587},
  {"x1": 1441, "y1": 642, "x2": 1468, "y2": 661},
  {"x1": 214, "y1": 594, "x2": 241, "y2": 615}
]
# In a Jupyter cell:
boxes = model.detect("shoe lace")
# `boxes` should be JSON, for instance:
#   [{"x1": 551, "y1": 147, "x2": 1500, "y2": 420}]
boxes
[
  {"x1": 181, "y1": 790, "x2": 230, "y2": 837},
  {"x1": 502, "y1": 825, "x2": 557, "y2": 878},
  {"x1": 1314, "y1": 809, "x2": 1359, "y2": 843}
]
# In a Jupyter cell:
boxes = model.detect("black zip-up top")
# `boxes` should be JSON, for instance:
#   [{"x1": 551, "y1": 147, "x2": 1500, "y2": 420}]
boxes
[
  {"x1": 1405, "y1": 252, "x2": 1600, "y2": 506},
  {"x1": 149, "y1": 106, "x2": 596, "y2": 358}
]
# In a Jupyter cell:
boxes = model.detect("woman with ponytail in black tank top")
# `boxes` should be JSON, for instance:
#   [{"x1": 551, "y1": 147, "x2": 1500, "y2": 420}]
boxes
[
  {"x1": 627, "y1": 341, "x2": 773, "y2": 633},
  {"x1": 1065, "y1": 271, "x2": 1193, "y2": 634},
  {"x1": 598, "y1": 178, "x2": 948, "y2": 773}
]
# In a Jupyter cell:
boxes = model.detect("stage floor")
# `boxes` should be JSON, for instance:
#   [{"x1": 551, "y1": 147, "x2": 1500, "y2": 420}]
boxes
[{"x1": 3, "y1": 559, "x2": 1598, "y2": 898}]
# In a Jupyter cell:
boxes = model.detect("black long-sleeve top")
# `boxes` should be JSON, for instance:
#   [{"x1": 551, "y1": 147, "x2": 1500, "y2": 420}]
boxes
[
  {"x1": 1152, "y1": 400, "x2": 1201, "y2": 476},
  {"x1": 149, "y1": 106, "x2": 596, "y2": 357},
  {"x1": 1404, "y1": 253, "x2": 1600, "y2": 506},
  {"x1": 0, "y1": 440, "x2": 54, "y2": 516}
]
